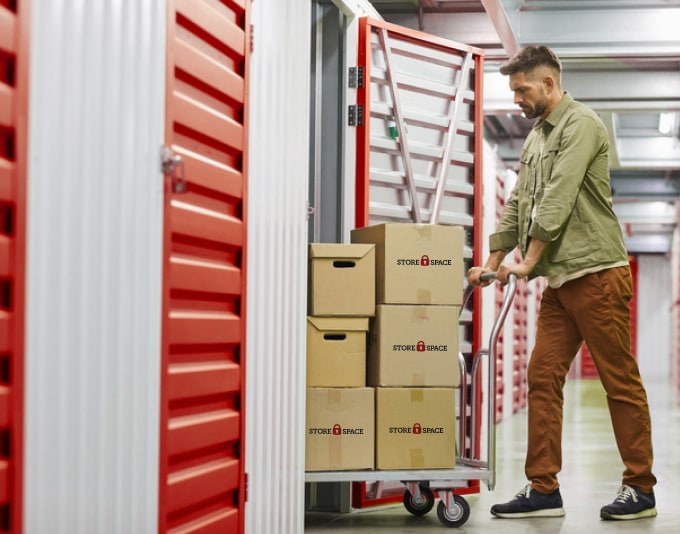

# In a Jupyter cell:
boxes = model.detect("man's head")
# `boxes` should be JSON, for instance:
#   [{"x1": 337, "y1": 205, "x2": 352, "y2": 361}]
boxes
[{"x1": 500, "y1": 45, "x2": 563, "y2": 120}]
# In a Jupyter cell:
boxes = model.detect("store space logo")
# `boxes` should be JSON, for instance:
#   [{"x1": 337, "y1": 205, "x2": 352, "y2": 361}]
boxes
[
  {"x1": 392, "y1": 340, "x2": 448, "y2": 352},
  {"x1": 388, "y1": 422, "x2": 445, "y2": 434},
  {"x1": 308, "y1": 423, "x2": 365, "y2": 435},
  {"x1": 395, "y1": 254, "x2": 452, "y2": 267}
]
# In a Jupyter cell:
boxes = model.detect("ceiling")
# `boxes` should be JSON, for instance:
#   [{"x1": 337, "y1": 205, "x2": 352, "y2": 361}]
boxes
[{"x1": 369, "y1": 0, "x2": 680, "y2": 253}]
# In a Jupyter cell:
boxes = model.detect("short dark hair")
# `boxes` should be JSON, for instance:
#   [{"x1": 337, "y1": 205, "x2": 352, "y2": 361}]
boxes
[{"x1": 500, "y1": 45, "x2": 562, "y2": 76}]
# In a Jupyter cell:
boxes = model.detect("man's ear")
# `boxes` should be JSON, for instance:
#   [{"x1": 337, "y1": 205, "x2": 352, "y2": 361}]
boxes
[{"x1": 543, "y1": 75, "x2": 556, "y2": 94}]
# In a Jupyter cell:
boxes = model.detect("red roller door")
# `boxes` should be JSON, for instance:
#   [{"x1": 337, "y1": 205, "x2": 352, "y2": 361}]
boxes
[
  {"x1": 159, "y1": 1, "x2": 250, "y2": 532},
  {"x1": 0, "y1": 0, "x2": 28, "y2": 532}
]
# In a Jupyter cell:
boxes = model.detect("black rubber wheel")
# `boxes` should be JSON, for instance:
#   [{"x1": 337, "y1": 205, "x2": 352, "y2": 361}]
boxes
[
  {"x1": 402, "y1": 487, "x2": 435, "y2": 516},
  {"x1": 436, "y1": 495, "x2": 470, "y2": 528}
]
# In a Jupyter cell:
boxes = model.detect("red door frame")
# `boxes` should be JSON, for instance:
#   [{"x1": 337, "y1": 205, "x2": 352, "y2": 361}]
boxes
[
  {"x1": 159, "y1": 1, "x2": 250, "y2": 532},
  {"x1": 0, "y1": 1, "x2": 28, "y2": 531},
  {"x1": 353, "y1": 17, "x2": 485, "y2": 506}
]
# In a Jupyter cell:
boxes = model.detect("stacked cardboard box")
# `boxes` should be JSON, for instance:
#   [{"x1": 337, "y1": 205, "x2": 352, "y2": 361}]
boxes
[
  {"x1": 305, "y1": 243, "x2": 376, "y2": 471},
  {"x1": 351, "y1": 223, "x2": 464, "y2": 470}
]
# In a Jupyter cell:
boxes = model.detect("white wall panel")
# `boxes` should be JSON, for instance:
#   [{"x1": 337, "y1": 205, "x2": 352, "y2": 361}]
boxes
[
  {"x1": 671, "y1": 218, "x2": 680, "y2": 394},
  {"x1": 246, "y1": 1, "x2": 311, "y2": 533},
  {"x1": 637, "y1": 254, "x2": 672, "y2": 383},
  {"x1": 25, "y1": 1, "x2": 166, "y2": 532}
]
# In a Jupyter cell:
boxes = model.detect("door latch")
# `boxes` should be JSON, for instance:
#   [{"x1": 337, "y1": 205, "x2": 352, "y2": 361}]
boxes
[{"x1": 160, "y1": 146, "x2": 187, "y2": 193}]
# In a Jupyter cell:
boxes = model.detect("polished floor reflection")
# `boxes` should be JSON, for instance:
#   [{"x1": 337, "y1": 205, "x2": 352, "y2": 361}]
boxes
[{"x1": 305, "y1": 378, "x2": 680, "y2": 532}]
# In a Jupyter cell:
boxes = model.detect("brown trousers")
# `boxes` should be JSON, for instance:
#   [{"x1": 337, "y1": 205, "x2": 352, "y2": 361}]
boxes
[{"x1": 526, "y1": 266, "x2": 657, "y2": 494}]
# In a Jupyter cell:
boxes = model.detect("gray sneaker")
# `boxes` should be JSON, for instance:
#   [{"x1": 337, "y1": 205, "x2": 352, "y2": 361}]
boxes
[
  {"x1": 600, "y1": 485, "x2": 657, "y2": 520},
  {"x1": 490, "y1": 484, "x2": 565, "y2": 518}
]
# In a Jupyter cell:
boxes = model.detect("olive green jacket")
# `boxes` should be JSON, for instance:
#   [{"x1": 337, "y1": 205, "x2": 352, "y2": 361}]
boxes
[{"x1": 489, "y1": 92, "x2": 628, "y2": 278}]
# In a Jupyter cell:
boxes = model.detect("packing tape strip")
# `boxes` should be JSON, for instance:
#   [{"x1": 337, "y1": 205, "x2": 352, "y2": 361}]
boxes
[
  {"x1": 416, "y1": 289, "x2": 432, "y2": 304},
  {"x1": 411, "y1": 372, "x2": 426, "y2": 386},
  {"x1": 328, "y1": 388, "x2": 342, "y2": 405},
  {"x1": 416, "y1": 224, "x2": 433, "y2": 242},
  {"x1": 330, "y1": 434, "x2": 342, "y2": 467},
  {"x1": 410, "y1": 448, "x2": 425, "y2": 468}
]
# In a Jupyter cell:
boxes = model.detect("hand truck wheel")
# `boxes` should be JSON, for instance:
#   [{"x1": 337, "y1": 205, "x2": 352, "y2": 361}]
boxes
[
  {"x1": 437, "y1": 495, "x2": 470, "y2": 528},
  {"x1": 402, "y1": 486, "x2": 435, "y2": 516}
]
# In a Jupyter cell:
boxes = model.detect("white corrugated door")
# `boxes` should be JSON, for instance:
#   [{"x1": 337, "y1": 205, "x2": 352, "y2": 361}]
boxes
[
  {"x1": 245, "y1": 1, "x2": 311, "y2": 533},
  {"x1": 24, "y1": 1, "x2": 166, "y2": 532}
]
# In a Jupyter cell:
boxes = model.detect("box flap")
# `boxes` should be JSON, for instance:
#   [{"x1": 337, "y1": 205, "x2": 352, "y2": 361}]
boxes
[
  {"x1": 307, "y1": 316, "x2": 369, "y2": 332},
  {"x1": 309, "y1": 243, "x2": 374, "y2": 260}
]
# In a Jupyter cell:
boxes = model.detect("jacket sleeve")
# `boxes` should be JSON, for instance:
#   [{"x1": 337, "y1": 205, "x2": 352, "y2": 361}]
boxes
[{"x1": 529, "y1": 113, "x2": 604, "y2": 243}]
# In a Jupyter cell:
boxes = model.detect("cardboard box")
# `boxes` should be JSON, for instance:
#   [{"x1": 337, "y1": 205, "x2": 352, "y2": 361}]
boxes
[
  {"x1": 307, "y1": 317, "x2": 369, "y2": 387},
  {"x1": 375, "y1": 387, "x2": 456, "y2": 470},
  {"x1": 308, "y1": 243, "x2": 375, "y2": 316},
  {"x1": 368, "y1": 305, "x2": 460, "y2": 387},
  {"x1": 305, "y1": 387, "x2": 375, "y2": 471},
  {"x1": 350, "y1": 223, "x2": 464, "y2": 305}
]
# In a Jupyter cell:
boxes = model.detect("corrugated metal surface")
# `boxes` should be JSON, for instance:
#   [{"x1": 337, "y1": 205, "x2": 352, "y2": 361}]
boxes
[
  {"x1": 245, "y1": 1, "x2": 311, "y2": 533},
  {"x1": 24, "y1": 2, "x2": 166, "y2": 532},
  {"x1": 159, "y1": 1, "x2": 249, "y2": 532},
  {"x1": 0, "y1": 0, "x2": 28, "y2": 531}
]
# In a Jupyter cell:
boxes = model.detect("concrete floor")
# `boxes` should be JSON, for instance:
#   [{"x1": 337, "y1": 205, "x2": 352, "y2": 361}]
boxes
[{"x1": 305, "y1": 378, "x2": 680, "y2": 532}]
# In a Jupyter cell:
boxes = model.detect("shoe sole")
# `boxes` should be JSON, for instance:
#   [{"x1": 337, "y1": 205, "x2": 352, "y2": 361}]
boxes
[
  {"x1": 492, "y1": 508, "x2": 566, "y2": 519},
  {"x1": 600, "y1": 508, "x2": 657, "y2": 521}
]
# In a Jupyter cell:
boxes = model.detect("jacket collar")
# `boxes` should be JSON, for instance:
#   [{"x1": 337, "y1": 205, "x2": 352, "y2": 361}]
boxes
[{"x1": 536, "y1": 91, "x2": 573, "y2": 130}]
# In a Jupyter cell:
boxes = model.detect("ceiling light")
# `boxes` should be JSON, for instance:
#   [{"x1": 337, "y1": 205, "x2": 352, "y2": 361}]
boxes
[{"x1": 658, "y1": 112, "x2": 674, "y2": 134}]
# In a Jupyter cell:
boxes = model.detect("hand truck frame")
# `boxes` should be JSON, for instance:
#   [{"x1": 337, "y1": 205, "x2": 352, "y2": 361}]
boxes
[{"x1": 305, "y1": 273, "x2": 517, "y2": 527}]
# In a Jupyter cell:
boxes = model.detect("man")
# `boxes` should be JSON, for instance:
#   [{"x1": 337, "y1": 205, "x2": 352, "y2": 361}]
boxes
[{"x1": 468, "y1": 45, "x2": 657, "y2": 521}]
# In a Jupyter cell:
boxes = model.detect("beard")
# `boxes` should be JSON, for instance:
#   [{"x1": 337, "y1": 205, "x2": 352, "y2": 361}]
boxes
[{"x1": 522, "y1": 94, "x2": 548, "y2": 120}]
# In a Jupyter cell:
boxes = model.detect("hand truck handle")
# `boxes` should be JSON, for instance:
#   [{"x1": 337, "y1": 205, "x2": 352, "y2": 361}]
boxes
[
  {"x1": 465, "y1": 273, "x2": 517, "y2": 491},
  {"x1": 462, "y1": 271, "x2": 499, "y2": 309},
  {"x1": 480, "y1": 271, "x2": 497, "y2": 282}
]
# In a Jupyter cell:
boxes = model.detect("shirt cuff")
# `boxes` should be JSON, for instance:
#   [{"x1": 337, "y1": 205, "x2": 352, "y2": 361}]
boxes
[
  {"x1": 489, "y1": 231, "x2": 517, "y2": 252},
  {"x1": 528, "y1": 221, "x2": 557, "y2": 242}
]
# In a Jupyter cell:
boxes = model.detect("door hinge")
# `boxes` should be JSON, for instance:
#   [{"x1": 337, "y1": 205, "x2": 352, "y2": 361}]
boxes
[
  {"x1": 250, "y1": 24, "x2": 254, "y2": 53},
  {"x1": 348, "y1": 105, "x2": 363, "y2": 126},
  {"x1": 348, "y1": 66, "x2": 364, "y2": 88},
  {"x1": 160, "y1": 146, "x2": 187, "y2": 193}
]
